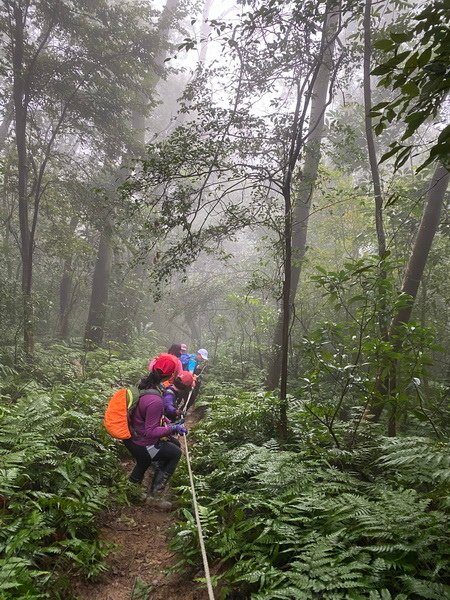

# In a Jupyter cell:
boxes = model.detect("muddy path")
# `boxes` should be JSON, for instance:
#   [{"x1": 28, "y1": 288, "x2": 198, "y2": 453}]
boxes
[{"x1": 75, "y1": 413, "x2": 211, "y2": 600}]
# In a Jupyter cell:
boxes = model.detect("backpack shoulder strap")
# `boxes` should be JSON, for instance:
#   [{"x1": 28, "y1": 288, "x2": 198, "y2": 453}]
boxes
[{"x1": 138, "y1": 387, "x2": 162, "y2": 398}]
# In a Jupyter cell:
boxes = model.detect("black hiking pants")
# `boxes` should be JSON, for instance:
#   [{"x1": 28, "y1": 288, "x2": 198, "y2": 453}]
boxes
[{"x1": 123, "y1": 438, "x2": 181, "y2": 484}]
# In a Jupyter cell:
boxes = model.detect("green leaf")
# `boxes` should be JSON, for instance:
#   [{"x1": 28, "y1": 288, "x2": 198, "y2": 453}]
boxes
[
  {"x1": 380, "y1": 144, "x2": 404, "y2": 163},
  {"x1": 418, "y1": 46, "x2": 432, "y2": 68},
  {"x1": 385, "y1": 50, "x2": 411, "y2": 67},
  {"x1": 374, "y1": 39, "x2": 395, "y2": 51},
  {"x1": 371, "y1": 101, "x2": 390, "y2": 111},
  {"x1": 371, "y1": 64, "x2": 392, "y2": 76},
  {"x1": 401, "y1": 82, "x2": 420, "y2": 96},
  {"x1": 437, "y1": 124, "x2": 450, "y2": 144},
  {"x1": 390, "y1": 31, "x2": 413, "y2": 43}
]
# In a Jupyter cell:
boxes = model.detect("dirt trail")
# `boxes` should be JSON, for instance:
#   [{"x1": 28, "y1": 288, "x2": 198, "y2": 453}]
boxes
[{"x1": 75, "y1": 414, "x2": 210, "y2": 600}]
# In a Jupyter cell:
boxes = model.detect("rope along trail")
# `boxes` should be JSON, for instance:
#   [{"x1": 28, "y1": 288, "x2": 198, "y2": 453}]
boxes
[{"x1": 181, "y1": 433, "x2": 215, "y2": 600}]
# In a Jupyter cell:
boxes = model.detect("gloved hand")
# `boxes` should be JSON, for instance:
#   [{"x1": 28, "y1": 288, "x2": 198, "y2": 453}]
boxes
[{"x1": 171, "y1": 423, "x2": 188, "y2": 436}]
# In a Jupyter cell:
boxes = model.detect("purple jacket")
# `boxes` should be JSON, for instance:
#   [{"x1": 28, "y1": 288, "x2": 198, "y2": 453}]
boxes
[
  {"x1": 131, "y1": 392, "x2": 173, "y2": 446},
  {"x1": 163, "y1": 386, "x2": 178, "y2": 422}
]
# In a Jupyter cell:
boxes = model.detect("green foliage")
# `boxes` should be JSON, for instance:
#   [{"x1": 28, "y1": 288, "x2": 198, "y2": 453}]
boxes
[
  {"x1": 293, "y1": 256, "x2": 441, "y2": 442},
  {"x1": 372, "y1": 1, "x2": 450, "y2": 170},
  {"x1": 0, "y1": 345, "x2": 146, "y2": 599},
  {"x1": 171, "y1": 390, "x2": 450, "y2": 600}
]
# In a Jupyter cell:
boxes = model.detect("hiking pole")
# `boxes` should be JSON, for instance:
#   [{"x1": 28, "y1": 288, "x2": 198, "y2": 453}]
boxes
[
  {"x1": 181, "y1": 434, "x2": 215, "y2": 600},
  {"x1": 180, "y1": 388, "x2": 193, "y2": 419}
]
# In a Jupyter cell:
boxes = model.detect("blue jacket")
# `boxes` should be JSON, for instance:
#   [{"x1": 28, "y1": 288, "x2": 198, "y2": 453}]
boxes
[{"x1": 180, "y1": 353, "x2": 197, "y2": 373}]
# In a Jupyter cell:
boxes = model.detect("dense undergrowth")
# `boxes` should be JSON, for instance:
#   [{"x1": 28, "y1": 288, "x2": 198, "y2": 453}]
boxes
[
  {"x1": 1, "y1": 342, "x2": 449, "y2": 600},
  {"x1": 171, "y1": 385, "x2": 450, "y2": 600},
  {"x1": 0, "y1": 343, "x2": 149, "y2": 600}
]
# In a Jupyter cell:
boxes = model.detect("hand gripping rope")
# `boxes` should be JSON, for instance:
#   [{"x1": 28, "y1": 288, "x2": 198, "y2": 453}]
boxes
[{"x1": 181, "y1": 433, "x2": 215, "y2": 600}]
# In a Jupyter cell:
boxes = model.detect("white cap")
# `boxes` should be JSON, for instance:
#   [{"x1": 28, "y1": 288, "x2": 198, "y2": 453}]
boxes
[{"x1": 197, "y1": 348, "x2": 208, "y2": 360}]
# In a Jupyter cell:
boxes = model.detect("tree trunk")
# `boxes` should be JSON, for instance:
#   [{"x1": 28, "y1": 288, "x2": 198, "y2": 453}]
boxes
[
  {"x1": 363, "y1": 0, "x2": 392, "y2": 427},
  {"x1": 12, "y1": 5, "x2": 34, "y2": 357},
  {"x1": 388, "y1": 163, "x2": 448, "y2": 435},
  {"x1": 390, "y1": 164, "x2": 449, "y2": 335},
  {"x1": 278, "y1": 184, "x2": 292, "y2": 436},
  {"x1": 59, "y1": 260, "x2": 73, "y2": 340},
  {"x1": 266, "y1": 2, "x2": 340, "y2": 391},
  {"x1": 100, "y1": 0, "x2": 182, "y2": 344},
  {"x1": 363, "y1": 0, "x2": 387, "y2": 263},
  {"x1": 58, "y1": 217, "x2": 78, "y2": 339},
  {"x1": 84, "y1": 220, "x2": 114, "y2": 348},
  {"x1": 368, "y1": 164, "x2": 449, "y2": 433}
]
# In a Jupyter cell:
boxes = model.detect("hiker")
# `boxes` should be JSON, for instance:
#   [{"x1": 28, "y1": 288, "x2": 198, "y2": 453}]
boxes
[
  {"x1": 167, "y1": 343, "x2": 182, "y2": 358},
  {"x1": 123, "y1": 354, "x2": 187, "y2": 508},
  {"x1": 182, "y1": 348, "x2": 209, "y2": 374},
  {"x1": 163, "y1": 371, "x2": 195, "y2": 422},
  {"x1": 181, "y1": 348, "x2": 209, "y2": 410},
  {"x1": 179, "y1": 343, "x2": 190, "y2": 371},
  {"x1": 148, "y1": 343, "x2": 183, "y2": 382}
]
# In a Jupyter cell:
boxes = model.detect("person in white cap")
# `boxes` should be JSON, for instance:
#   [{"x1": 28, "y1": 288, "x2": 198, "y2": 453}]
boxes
[
  {"x1": 197, "y1": 348, "x2": 208, "y2": 362},
  {"x1": 182, "y1": 348, "x2": 208, "y2": 373}
]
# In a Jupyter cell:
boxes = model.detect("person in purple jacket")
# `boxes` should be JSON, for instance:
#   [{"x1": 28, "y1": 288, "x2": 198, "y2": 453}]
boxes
[
  {"x1": 163, "y1": 371, "x2": 195, "y2": 423},
  {"x1": 123, "y1": 354, "x2": 187, "y2": 508}
]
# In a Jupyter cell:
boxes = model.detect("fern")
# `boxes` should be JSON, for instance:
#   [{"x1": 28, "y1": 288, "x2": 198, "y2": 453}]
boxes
[{"x1": 171, "y1": 389, "x2": 450, "y2": 600}]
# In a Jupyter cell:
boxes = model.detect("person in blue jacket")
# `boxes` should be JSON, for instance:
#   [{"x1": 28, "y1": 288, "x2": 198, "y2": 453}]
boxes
[
  {"x1": 179, "y1": 343, "x2": 190, "y2": 372},
  {"x1": 182, "y1": 348, "x2": 208, "y2": 373},
  {"x1": 181, "y1": 348, "x2": 208, "y2": 409}
]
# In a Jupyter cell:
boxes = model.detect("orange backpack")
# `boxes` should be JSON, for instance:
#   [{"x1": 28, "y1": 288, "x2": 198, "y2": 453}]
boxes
[
  {"x1": 103, "y1": 386, "x2": 162, "y2": 439},
  {"x1": 104, "y1": 387, "x2": 139, "y2": 440}
]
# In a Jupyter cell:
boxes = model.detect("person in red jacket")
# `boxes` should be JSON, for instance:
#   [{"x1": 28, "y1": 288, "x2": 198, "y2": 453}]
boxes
[{"x1": 123, "y1": 353, "x2": 187, "y2": 509}]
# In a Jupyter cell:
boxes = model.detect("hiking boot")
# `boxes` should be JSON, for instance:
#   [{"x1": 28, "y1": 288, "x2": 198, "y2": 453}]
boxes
[
  {"x1": 145, "y1": 495, "x2": 173, "y2": 511},
  {"x1": 150, "y1": 469, "x2": 170, "y2": 495},
  {"x1": 146, "y1": 470, "x2": 173, "y2": 510}
]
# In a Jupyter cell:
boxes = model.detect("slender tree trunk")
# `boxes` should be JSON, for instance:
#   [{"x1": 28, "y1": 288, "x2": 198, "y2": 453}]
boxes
[
  {"x1": 266, "y1": 3, "x2": 340, "y2": 391},
  {"x1": 12, "y1": 5, "x2": 34, "y2": 357},
  {"x1": 188, "y1": 317, "x2": 201, "y2": 348},
  {"x1": 363, "y1": 0, "x2": 386, "y2": 264},
  {"x1": 363, "y1": 0, "x2": 393, "y2": 429},
  {"x1": 91, "y1": 0, "x2": 181, "y2": 346},
  {"x1": 84, "y1": 219, "x2": 114, "y2": 348},
  {"x1": 2, "y1": 157, "x2": 14, "y2": 280},
  {"x1": 59, "y1": 261, "x2": 72, "y2": 339},
  {"x1": 58, "y1": 217, "x2": 78, "y2": 339},
  {"x1": 276, "y1": 182, "x2": 293, "y2": 437},
  {"x1": 387, "y1": 163, "x2": 449, "y2": 436},
  {"x1": 390, "y1": 164, "x2": 449, "y2": 334}
]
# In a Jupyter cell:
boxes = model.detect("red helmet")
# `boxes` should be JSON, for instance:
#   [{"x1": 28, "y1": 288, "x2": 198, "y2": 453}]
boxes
[
  {"x1": 152, "y1": 353, "x2": 179, "y2": 377},
  {"x1": 174, "y1": 371, "x2": 194, "y2": 390}
]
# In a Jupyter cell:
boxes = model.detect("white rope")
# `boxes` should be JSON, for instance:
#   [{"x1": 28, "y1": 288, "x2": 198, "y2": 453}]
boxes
[{"x1": 181, "y1": 434, "x2": 215, "y2": 600}]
